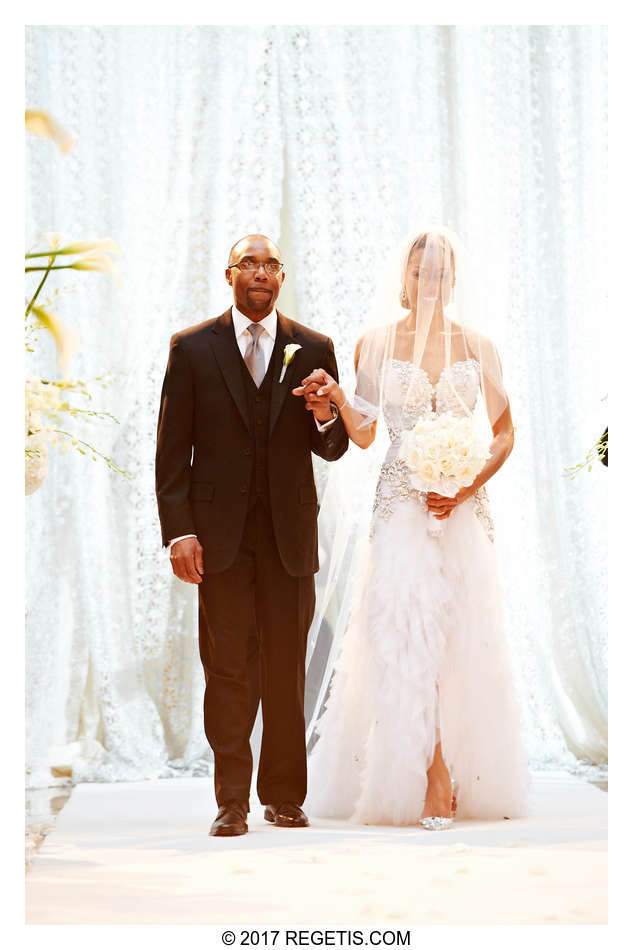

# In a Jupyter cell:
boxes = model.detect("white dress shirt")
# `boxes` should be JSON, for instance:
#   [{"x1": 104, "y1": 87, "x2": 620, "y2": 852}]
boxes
[
  {"x1": 169, "y1": 305, "x2": 337, "y2": 548},
  {"x1": 231, "y1": 305, "x2": 277, "y2": 367}
]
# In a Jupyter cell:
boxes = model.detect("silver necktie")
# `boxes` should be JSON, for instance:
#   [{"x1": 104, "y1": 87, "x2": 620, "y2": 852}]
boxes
[{"x1": 244, "y1": 322, "x2": 266, "y2": 387}]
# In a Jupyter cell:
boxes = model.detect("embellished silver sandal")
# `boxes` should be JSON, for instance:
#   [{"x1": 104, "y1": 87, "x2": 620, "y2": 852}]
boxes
[{"x1": 419, "y1": 778, "x2": 457, "y2": 830}]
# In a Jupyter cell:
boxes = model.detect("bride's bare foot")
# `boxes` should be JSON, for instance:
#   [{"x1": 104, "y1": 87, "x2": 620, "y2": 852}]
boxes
[
  {"x1": 421, "y1": 741, "x2": 453, "y2": 819},
  {"x1": 421, "y1": 776, "x2": 452, "y2": 819}
]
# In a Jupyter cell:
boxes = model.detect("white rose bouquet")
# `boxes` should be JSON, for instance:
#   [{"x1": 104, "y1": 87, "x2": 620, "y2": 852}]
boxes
[{"x1": 399, "y1": 411, "x2": 491, "y2": 536}]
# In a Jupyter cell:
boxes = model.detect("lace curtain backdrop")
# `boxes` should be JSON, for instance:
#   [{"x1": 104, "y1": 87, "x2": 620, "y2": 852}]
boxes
[{"x1": 25, "y1": 25, "x2": 607, "y2": 791}]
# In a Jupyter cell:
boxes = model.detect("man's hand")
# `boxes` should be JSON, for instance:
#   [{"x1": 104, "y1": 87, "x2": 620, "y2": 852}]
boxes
[
  {"x1": 170, "y1": 537, "x2": 204, "y2": 584},
  {"x1": 293, "y1": 369, "x2": 342, "y2": 422}
]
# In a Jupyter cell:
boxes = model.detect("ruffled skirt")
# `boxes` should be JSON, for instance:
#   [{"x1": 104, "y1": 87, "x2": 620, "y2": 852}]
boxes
[{"x1": 305, "y1": 494, "x2": 529, "y2": 825}]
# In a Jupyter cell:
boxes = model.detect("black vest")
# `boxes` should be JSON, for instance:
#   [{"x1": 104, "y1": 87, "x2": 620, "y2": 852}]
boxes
[{"x1": 239, "y1": 345, "x2": 276, "y2": 510}]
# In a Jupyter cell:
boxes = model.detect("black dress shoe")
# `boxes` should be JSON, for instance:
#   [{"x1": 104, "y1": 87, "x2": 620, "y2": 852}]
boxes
[
  {"x1": 209, "y1": 801, "x2": 248, "y2": 837},
  {"x1": 264, "y1": 802, "x2": 310, "y2": 827}
]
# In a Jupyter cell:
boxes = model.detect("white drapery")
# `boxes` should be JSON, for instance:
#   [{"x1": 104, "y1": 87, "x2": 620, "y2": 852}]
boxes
[{"x1": 25, "y1": 25, "x2": 607, "y2": 790}]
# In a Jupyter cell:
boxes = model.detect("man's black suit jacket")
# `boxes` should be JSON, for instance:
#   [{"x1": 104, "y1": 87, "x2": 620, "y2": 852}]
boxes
[{"x1": 155, "y1": 308, "x2": 349, "y2": 577}]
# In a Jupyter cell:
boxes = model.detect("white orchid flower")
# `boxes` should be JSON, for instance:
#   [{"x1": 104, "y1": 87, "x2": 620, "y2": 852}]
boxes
[{"x1": 279, "y1": 343, "x2": 302, "y2": 382}]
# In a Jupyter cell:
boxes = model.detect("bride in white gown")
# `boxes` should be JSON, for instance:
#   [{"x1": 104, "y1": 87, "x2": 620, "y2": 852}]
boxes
[{"x1": 302, "y1": 228, "x2": 529, "y2": 826}]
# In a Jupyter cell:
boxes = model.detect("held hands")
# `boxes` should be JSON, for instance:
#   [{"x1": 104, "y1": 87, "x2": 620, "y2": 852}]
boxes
[
  {"x1": 170, "y1": 537, "x2": 204, "y2": 584},
  {"x1": 292, "y1": 369, "x2": 343, "y2": 422},
  {"x1": 426, "y1": 487, "x2": 474, "y2": 520}
]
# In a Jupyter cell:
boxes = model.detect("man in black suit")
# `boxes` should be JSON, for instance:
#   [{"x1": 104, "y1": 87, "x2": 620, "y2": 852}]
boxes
[{"x1": 155, "y1": 234, "x2": 348, "y2": 836}]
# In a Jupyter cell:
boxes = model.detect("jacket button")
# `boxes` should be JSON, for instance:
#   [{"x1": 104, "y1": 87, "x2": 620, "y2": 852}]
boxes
[{"x1": 244, "y1": 448, "x2": 252, "y2": 455}]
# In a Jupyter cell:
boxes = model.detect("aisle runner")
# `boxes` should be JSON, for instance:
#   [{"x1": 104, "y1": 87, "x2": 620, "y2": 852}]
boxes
[{"x1": 26, "y1": 772, "x2": 606, "y2": 924}]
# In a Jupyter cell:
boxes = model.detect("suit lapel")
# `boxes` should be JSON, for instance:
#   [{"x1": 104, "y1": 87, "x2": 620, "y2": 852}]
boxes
[
  {"x1": 208, "y1": 309, "x2": 250, "y2": 431},
  {"x1": 269, "y1": 312, "x2": 300, "y2": 435}
]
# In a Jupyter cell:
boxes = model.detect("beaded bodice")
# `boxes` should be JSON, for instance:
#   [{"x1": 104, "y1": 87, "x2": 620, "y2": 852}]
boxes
[
  {"x1": 383, "y1": 358, "x2": 481, "y2": 442},
  {"x1": 372, "y1": 358, "x2": 494, "y2": 541}
]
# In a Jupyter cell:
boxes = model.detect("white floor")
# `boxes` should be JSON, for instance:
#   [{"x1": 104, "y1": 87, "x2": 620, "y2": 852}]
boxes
[{"x1": 25, "y1": 771, "x2": 606, "y2": 925}]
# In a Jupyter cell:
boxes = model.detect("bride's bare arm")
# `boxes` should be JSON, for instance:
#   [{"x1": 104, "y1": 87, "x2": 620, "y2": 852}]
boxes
[
  {"x1": 292, "y1": 339, "x2": 378, "y2": 449},
  {"x1": 464, "y1": 354, "x2": 516, "y2": 494},
  {"x1": 462, "y1": 402, "x2": 514, "y2": 493}
]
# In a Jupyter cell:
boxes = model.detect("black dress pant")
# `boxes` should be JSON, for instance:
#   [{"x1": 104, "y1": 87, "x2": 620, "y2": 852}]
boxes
[{"x1": 197, "y1": 499, "x2": 316, "y2": 810}]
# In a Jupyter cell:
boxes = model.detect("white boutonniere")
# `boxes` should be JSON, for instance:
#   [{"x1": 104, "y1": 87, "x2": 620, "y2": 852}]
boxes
[{"x1": 279, "y1": 343, "x2": 302, "y2": 382}]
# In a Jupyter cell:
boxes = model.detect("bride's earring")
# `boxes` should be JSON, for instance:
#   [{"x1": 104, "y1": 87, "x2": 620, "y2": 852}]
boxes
[{"x1": 400, "y1": 288, "x2": 410, "y2": 308}]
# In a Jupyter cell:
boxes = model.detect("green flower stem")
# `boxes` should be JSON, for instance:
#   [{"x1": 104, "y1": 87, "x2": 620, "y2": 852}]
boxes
[
  {"x1": 52, "y1": 429, "x2": 129, "y2": 477},
  {"x1": 25, "y1": 253, "x2": 57, "y2": 317},
  {"x1": 563, "y1": 434, "x2": 608, "y2": 479},
  {"x1": 25, "y1": 264, "x2": 77, "y2": 272},
  {"x1": 26, "y1": 249, "x2": 86, "y2": 259},
  {"x1": 66, "y1": 408, "x2": 119, "y2": 422}
]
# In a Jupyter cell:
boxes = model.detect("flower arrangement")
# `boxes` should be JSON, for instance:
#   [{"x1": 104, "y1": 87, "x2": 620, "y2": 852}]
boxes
[
  {"x1": 400, "y1": 412, "x2": 491, "y2": 495},
  {"x1": 25, "y1": 111, "x2": 126, "y2": 494},
  {"x1": 25, "y1": 375, "x2": 125, "y2": 495},
  {"x1": 564, "y1": 427, "x2": 608, "y2": 478},
  {"x1": 399, "y1": 411, "x2": 491, "y2": 535}
]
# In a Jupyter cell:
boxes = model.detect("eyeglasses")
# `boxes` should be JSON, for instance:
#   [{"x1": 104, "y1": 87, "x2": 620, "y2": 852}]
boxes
[{"x1": 228, "y1": 260, "x2": 284, "y2": 276}]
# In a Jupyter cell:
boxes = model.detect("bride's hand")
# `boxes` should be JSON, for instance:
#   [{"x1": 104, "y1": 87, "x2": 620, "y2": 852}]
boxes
[
  {"x1": 292, "y1": 369, "x2": 344, "y2": 417},
  {"x1": 426, "y1": 487, "x2": 473, "y2": 520}
]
